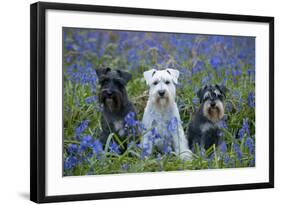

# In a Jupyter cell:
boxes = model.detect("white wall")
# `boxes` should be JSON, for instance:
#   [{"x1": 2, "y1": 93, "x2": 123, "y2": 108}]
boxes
[{"x1": 0, "y1": 0, "x2": 279, "y2": 204}]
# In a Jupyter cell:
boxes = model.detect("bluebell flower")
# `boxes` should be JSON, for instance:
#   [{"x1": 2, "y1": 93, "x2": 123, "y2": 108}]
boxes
[
  {"x1": 138, "y1": 123, "x2": 146, "y2": 133},
  {"x1": 238, "y1": 118, "x2": 250, "y2": 139},
  {"x1": 85, "y1": 96, "x2": 98, "y2": 105},
  {"x1": 140, "y1": 142, "x2": 151, "y2": 159},
  {"x1": 109, "y1": 141, "x2": 120, "y2": 155},
  {"x1": 124, "y1": 112, "x2": 137, "y2": 127},
  {"x1": 91, "y1": 139, "x2": 103, "y2": 155},
  {"x1": 248, "y1": 92, "x2": 255, "y2": 108},
  {"x1": 78, "y1": 135, "x2": 92, "y2": 153},
  {"x1": 192, "y1": 97, "x2": 199, "y2": 105},
  {"x1": 244, "y1": 137, "x2": 254, "y2": 154},
  {"x1": 224, "y1": 154, "x2": 230, "y2": 165},
  {"x1": 167, "y1": 117, "x2": 178, "y2": 133},
  {"x1": 210, "y1": 56, "x2": 222, "y2": 70},
  {"x1": 234, "y1": 143, "x2": 242, "y2": 161},
  {"x1": 220, "y1": 141, "x2": 227, "y2": 154},
  {"x1": 75, "y1": 120, "x2": 89, "y2": 138},
  {"x1": 67, "y1": 144, "x2": 78, "y2": 155},
  {"x1": 64, "y1": 156, "x2": 78, "y2": 170},
  {"x1": 163, "y1": 141, "x2": 172, "y2": 154}
]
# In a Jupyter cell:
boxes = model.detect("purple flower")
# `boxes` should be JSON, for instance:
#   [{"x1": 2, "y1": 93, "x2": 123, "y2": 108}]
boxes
[
  {"x1": 220, "y1": 141, "x2": 227, "y2": 154},
  {"x1": 210, "y1": 56, "x2": 222, "y2": 70},
  {"x1": 224, "y1": 154, "x2": 230, "y2": 165},
  {"x1": 192, "y1": 97, "x2": 199, "y2": 105},
  {"x1": 234, "y1": 143, "x2": 242, "y2": 161},
  {"x1": 91, "y1": 139, "x2": 103, "y2": 155},
  {"x1": 75, "y1": 120, "x2": 89, "y2": 138},
  {"x1": 238, "y1": 118, "x2": 250, "y2": 139},
  {"x1": 85, "y1": 96, "x2": 98, "y2": 104},
  {"x1": 124, "y1": 112, "x2": 137, "y2": 127},
  {"x1": 248, "y1": 92, "x2": 255, "y2": 108},
  {"x1": 244, "y1": 137, "x2": 254, "y2": 154},
  {"x1": 109, "y1": 141, "x2": 120, "y2": 155},
  {"x1": 64, "y1": 156, "x2": 78, "y2": 170},
  {"x1": 167, "y1": 117, "x2": 178, "y2": 133},
  {"x1": 67, "y1": 144, "x2": 78, "y2": 155}
]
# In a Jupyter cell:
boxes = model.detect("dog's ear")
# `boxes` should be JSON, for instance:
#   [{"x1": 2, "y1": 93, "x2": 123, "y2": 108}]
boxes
[
  {"x1": 215, "y1": 84, "x2": 227, "y2": 97},
  {"x1": 96, "y1": 67, "x2": 111, "y2": 79},
  {"x1": 166, "y1": 68, "x2": 179, "y2": 84},
  {"x1": 143, "y1": 69, "x2": 157, "y2": 85},
  {"x1": 117, "y1": 70, "x2": 132, "y2": 85}
]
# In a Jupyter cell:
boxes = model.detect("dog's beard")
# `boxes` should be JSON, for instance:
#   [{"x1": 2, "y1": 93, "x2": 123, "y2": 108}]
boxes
[
  {"x1": 157, "y1": 97, "x2": 169, "y2": 107},
  {"x1": 151, "y1": 93, "x2": 173, "y2": 110},
  {"x1": 203, "y1": 100, "x2": 224, "y2": 122},
  {"x1": 100, "y1": 91, "x2": 123, "y2": 113}
]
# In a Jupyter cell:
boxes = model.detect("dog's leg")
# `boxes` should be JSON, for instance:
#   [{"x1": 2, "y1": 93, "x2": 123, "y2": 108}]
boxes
[
  {"x1": 173, "y1": 123, "x2": 193, "y2": 161},
  {"x1": 141, "y1": 109, "x2": 153, "y2": 156}
]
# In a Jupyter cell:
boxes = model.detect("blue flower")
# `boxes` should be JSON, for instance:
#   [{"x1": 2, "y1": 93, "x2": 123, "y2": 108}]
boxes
[
  {"x1": 124, "y1": 112, "x2": 137, "y2": 127},
  {"x1": 234, "y1": 143, "x2": 242, "y2": 161},
  {"x1": 67, "y1": 144, "x2": 78, "y2": 155},
  {"x1": 220, "y1": 141, "x2": 227, "y2": 154},
  {"x1": 85, "y1": 96, "x2": 98, "y2": 104},
  {"x1": 91, "y1": 139, "x2": 103, "y2": 155},
  {"x1": 210, "y1": 56, "x2": 222, "y2": 70},
  {"x1": 244, "y1": 137, "x2": 254, "y2": 154},
  {"x1": 192, "y1": 97, "x2": 199, "y2": 105},
  {"x1": 140, "y1": 142, "x2": 151, "y2": 158},
  {"x1": 224, "y1": 154, "x2": 230, "y2": 165},
  {"x1": 64, "y1": 156, "x2": 78, "y2": 170},
  {"x1": 238, "y1": 118, "x2": 250, "y2": 139},
  {"x1": 167, "y1": 117, "x2": 178, "y2": 133},
  {"x1": 75, "y1": 120, "x2": 89, "y2": 138},
  {"x1": 78, "y1": 135, "x2": 92, "y2": 153},
  {"x1": 248, "y1": 92, "x2": 255, "y2": 108},
  {"x1": 109, "y1": 141, "x2": 120, "y2": 155}
]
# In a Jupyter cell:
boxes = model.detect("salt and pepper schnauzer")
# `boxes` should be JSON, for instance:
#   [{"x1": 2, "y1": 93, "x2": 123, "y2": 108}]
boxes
[
  {"x1": 188, "y1": 84, "x2": 227, "y2": 150},
  {"x1": 96, "y1": 67, "x2": 135, "y2": 145},
  {"x1": 142, "y1": 68, "x2": 192, "y2": 160}
]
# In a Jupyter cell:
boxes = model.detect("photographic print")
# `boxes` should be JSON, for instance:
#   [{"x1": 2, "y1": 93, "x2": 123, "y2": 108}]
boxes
[
  {"x1": 63, "y1": 28, "x2": 256, "y2": 176},
  {"x1": 31, "y1": 2, "x2": 273, "y2": 202}
]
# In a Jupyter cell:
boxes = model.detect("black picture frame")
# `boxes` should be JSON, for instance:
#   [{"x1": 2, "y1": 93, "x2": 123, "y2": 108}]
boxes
[{"x1": 30, "y1": 1, "x2": 274, "y2": 203}]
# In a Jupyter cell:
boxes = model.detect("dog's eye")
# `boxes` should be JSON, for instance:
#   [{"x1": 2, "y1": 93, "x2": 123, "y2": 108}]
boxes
[
  {"x1": 217, "y1": 94, "x2": 223, "y2": 99},
  {"x1": 165, "y1": 81, "x2": 170, "y2": 85},
  {"x1": 153, "y1": 81, "x2": 158, "y2": 85}
]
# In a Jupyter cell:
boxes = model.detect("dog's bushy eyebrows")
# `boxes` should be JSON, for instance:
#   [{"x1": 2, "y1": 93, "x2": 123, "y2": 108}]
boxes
[{"x1": 96, "y1": 67, "x2": 132, "y2": 85}]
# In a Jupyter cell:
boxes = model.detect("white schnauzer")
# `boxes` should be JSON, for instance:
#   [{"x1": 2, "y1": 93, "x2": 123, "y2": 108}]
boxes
[{"x1": 142, "y1": 68, "x2": 192, "y2": 160}]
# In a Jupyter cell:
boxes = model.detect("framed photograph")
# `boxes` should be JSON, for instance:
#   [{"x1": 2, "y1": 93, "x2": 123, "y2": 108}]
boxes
[{"x1": 30, "y1": 1, "x2": 274, "y2": 203}]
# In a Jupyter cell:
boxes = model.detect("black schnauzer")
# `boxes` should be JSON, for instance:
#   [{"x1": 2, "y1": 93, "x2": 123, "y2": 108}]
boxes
[
  {"x1": 96, "y1": 67, "x2": 136, "y2": 145},
  {"x1": 188, "y1": 84, "x2": 227, "y2": 150}
]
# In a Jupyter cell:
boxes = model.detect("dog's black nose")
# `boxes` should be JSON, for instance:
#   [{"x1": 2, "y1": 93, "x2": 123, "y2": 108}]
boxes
[
  {"x1": 210, "y1": 101, "x2": 216, "y2": 107},
  {"x1": 158, "y1": 90, "x2": 165, "y2": 97}
]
